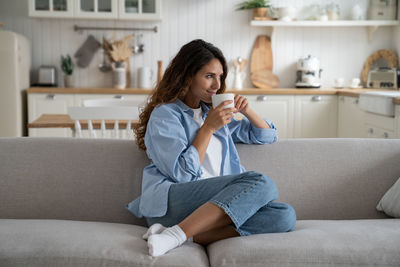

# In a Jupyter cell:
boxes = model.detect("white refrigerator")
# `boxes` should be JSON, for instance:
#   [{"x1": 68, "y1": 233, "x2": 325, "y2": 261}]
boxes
[{"x1": 0, "y1": 30, "x2": 30, "y2": 137}]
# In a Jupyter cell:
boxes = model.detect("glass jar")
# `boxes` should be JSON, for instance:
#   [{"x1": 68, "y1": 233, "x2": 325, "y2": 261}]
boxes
[{"x1": 326, "y1": 3, "x2": 340, "y2": 20}]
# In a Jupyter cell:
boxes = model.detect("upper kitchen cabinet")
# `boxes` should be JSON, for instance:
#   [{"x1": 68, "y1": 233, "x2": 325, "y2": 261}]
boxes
[
  {"x1": 118, "y1": 0, "x2": 161, "y2": 20},
  {"x1": 28, "y1": 0, "x2": 74, "y2": 18},
  {"x1": 74, "y1": 0, "x2": 118, "y2": 19},
  {"x1": 28, "y1": 0, "x2": 161, "y2": 20}
]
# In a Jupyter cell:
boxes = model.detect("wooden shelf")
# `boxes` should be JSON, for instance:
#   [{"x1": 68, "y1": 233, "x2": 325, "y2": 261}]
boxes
[
  {"x1": 250, "y1": 20, "x2": 399, "y2": 27},
  {"x1": 251, "y1": 20, "x2": 399, "y2": 42}
]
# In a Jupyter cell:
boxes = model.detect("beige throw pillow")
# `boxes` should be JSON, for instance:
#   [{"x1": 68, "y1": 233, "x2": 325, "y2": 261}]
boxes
[{"x1": 376, "y1": 177, "x2": 400, "y2": 218}]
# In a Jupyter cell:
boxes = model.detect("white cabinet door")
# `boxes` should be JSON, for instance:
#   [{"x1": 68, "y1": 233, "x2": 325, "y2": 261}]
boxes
[
  {"x1": 245, "y1": 95, "x2": 294, "y2": 139},
  {"x1": 118, "y1": 0, "x2": 161, "y2": 20},
  {"x1": 396, "y1": 105, "x2": 400, "y2": 138},
  {"x1": 28, "y1": 93, "x2": 75, "y2": 137},
  {"x1": 74, "y1": 0, "x2": 118, "y2": 19},
  {"x1": 337, "y1": 96, "x2": 365, "y2": 137},
  {"x1": 361, "y1": 109, "x2": 396, "y2": 138},
  {"x1": 74, "y1": 94, "x2": 149, "y2": 106},
  {"x1": 364, "y1": 124, "x2": 395, "y2": 139},
  {"x1": 29, "y1": 0, "x2": 74, "y2": 18},
  {"x1": 294, "y1": 95, "x2": 338, "y2": 138}
]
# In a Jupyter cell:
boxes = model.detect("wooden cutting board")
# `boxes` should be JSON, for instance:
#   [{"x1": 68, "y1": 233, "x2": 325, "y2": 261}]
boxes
[
  {"x1": 251, "y1": 70, "x2": 280, "y2": 88},
  {"x1": 250, "y1": 35, "x2": 273, "y2": 73},
  {"x1": 250, "y1": 35, "x2": 279, "y2": 88}
]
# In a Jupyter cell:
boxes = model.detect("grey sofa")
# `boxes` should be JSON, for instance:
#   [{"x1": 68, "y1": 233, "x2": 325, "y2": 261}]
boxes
[{"x1": 1, "y1": 137, "x2": 400, "y2": 267}]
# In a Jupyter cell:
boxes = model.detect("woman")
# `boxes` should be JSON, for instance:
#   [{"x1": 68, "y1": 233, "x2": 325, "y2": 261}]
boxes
[{"x1": 127, "y1": 39, "x2": 296, "y2": 257}]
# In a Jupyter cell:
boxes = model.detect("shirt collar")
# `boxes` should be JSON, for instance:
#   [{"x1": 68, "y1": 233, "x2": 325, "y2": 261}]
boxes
[{"x1": 175, "y1": 99, "x2": 210, "y2": 117}]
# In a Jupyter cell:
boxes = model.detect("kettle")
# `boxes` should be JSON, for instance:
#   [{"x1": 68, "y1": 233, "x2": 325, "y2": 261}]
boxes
[{"x1": 296, "y1": 55, "x2": 322, "y2": 88}]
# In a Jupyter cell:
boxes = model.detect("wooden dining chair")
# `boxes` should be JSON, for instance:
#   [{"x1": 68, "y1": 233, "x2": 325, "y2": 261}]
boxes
[{"x1": 67, "y1": 104, "x2": 140, "y2": 139}]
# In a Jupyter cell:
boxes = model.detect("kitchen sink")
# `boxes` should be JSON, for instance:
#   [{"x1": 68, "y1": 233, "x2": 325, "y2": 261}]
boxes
[{"x1": 359, "y1": 91, "x2": 400, "y2": 116}]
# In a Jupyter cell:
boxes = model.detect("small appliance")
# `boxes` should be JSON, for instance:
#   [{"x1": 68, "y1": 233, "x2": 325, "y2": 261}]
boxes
[
  {"x1": 38, "y1": 65, "x2": 57, "y2": 86},
  {"x1": 368, "y1": 0, "x2": 397, "y2": 20},
  {"x1": 367, "y1": 67, "x2": 399, "y2": 89},
  {"x1": 296, "y1": 55, "x2": 322, "y2": 88}
]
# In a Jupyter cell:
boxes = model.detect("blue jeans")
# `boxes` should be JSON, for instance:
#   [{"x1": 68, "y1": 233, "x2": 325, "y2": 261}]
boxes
[{"x1": 146, "y1": 171, "x2": 296, "y2": 236}]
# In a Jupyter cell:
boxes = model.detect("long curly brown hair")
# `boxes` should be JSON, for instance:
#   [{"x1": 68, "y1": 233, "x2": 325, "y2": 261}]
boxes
[{"x1": 134, "y1": 39, "x2": 228, "y2": 151}]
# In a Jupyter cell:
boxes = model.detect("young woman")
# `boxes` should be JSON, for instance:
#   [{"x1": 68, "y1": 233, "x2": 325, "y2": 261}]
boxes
[{"x1": 127, "y1": 39, "x2": 296, "y2": 257}]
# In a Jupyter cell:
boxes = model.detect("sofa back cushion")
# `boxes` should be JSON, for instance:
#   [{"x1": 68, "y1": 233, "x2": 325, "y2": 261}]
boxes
[
  {"x1": 237, "y1": 138, "x2": 400, "y2": 220},
  {"x1": 1, "y1": 138, "x2": 400, "y2": 224},
  {"x1": 0, "y1": 138, "x2": 149, "y2": 226}
]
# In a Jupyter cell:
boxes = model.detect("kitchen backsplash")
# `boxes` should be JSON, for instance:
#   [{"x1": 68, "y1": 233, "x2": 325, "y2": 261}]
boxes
[{"x1": 0, "y1": 0, "x2": 399, "y2": 88}]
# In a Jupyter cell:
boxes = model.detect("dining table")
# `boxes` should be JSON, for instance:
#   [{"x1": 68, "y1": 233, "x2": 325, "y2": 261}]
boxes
[{"x1": 28, "y1": 114, "x2": 139, "y2": 131}]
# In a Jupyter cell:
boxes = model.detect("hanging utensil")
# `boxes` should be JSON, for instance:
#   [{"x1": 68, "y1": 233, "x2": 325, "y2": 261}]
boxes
[
  {"x1": 98, "y1": 36, "x2": 112, "y2": 72},
  {"x1": 98, "y1": 48, "x2": 112, "y2": 72}
]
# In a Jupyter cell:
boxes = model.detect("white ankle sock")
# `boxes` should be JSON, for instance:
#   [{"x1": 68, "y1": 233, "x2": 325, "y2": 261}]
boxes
[
  {"x1": 147, "y1": 225, "x2": 187, "y2": 256},
  {"x1": 142, "y1": 223, "x2": 166, "y2": 240}
]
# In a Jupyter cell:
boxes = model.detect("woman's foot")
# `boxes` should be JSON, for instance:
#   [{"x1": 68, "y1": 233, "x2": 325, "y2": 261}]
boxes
[
  {"x1": 147, "y1": 225, "x2": 187, "y2": 256},
  {"x1": 142, "y1": 223, "x2": 166, "y2": 240}
]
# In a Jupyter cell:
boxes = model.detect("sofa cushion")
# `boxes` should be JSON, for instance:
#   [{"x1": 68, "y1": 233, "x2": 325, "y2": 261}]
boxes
[
  {"x1": 377, "y1": 177, "x2": 400, "y2": 218},
  {"x1": 0, "y1": 219, "x2": 209, "y2": 267},
  {"x1": 237, "y1": 139, "x2": 400, "y2": 220},
  {"x1": 207, "y1": 219, "x2": 400, "y2": 267}
]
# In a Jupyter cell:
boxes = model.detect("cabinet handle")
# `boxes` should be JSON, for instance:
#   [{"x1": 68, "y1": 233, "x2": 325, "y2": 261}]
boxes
[
  {"x1": 46, "y1": 94, "x2": 56, "y2": 100},
  {"x1": 368, "y1": 128, "x2": 374, "y2": 134},
  {"x1": 383, "y1": 132, "x2": 389, "y2": 138},
  {"x1": 114, "y1": 95, "x2": 124, "y2": 99},
  {"x1": 354, "y1": 99, "x2": 359, "y2": 104},
  {"x1": 339, "y1": 96, "x2": 344, "y2": 101},
  {"x1": 311, "y1": 96, "x2": 322, "y2": 101},
  {"x1": 256, "y1": 95, "x2": 268, "y2": 101}
]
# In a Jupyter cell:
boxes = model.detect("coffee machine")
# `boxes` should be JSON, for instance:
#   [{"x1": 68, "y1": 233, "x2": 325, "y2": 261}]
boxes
[{"x1": 296, "y1": 55, "x2": 322, "y2": 88}]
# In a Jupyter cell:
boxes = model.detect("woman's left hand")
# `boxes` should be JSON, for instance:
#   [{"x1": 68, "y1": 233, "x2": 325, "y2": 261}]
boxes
[{"x1": 234, "y1": 94, "x2": 249, "y2": 115}]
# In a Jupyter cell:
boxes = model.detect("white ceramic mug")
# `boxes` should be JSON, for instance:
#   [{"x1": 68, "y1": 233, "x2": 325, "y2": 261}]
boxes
[
  {"x1": 351, "y1": 5, "x2": 364, "y2": 20},
  {"x1": 138, "y1": 67, "x2": 153, "y2": 89},
  {"x1": 334, "y1": 78, "x2": 344, "y2": 88},
  {"x1": 212, "y1": 93, "x2": 235, "y2": 109},
  {"x1": 350, "y1": 78, "x2": 361, "y2": 88}
]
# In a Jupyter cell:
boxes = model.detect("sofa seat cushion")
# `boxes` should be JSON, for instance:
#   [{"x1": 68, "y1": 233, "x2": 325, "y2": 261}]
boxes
[
  {"x1": 207, "y1": 219, "x2": 400, "y2": 267},
  {"x1": 0, "y1": 219, "x2": 209, "y2": 267}
]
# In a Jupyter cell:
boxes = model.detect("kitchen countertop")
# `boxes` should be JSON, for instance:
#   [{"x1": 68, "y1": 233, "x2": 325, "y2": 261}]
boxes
[{"x1": 27, "y1": 87, "x2": 400, "y2": 104}]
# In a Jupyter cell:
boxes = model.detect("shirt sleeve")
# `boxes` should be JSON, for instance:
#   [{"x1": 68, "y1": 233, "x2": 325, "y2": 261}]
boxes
[
  {"x1": 145, "y1": 108, "x2": 202, "y2": 183},
  {"x1": 227, "y1": 117, "x2": 278, "y2": 144}
]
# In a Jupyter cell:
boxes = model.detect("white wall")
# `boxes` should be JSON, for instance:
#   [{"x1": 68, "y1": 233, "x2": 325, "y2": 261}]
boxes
[{"x1": 0, "y1": 0, "x2": 398, "y2": 88}]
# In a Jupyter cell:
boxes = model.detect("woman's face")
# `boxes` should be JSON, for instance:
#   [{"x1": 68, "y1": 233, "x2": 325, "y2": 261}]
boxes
[{"x1": 184, "y1": 58, "x2": 223, "y2": 109}]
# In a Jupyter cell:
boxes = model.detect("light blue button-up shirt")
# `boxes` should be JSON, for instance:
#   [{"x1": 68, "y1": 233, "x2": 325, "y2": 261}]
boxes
[{"x1": 126, "y1": 99, "x2": 277, "y2": 218}]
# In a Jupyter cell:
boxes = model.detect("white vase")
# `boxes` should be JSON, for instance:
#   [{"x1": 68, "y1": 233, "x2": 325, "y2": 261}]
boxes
[{"x1": 113, "y1": 62, "x2": 126, "y2": 89}]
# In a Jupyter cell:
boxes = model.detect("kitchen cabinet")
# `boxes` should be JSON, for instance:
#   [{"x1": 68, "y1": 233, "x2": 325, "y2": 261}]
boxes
[
  {"x1": 74, "y1": 94, "x2": 148, "y2": 106},
  {"x1": 28, "y1": 0, "x2": 74, "y2": 18},
  {"x1": 27, "y1": 89, "x2": 400, "y2": 139},
  {"x1": 364, "y1": 124, "x2": 395, "y2": 139},
  {"x1": 396, "y1": 106, "x2": 400, "y2": 138},
  {"x1": 28, "y1": 93, "x2": 75, "y2": 137},
  {"x1": 246, "y1": 95, "x2": 294, "y2": 139},
  {"x1": 337, "y1": 96, "x2": 364, "y2": 138},
  {"x1": 118, "y1": 0, "x2": 161, "y2": 20},
  {"x1": 28, "y1": 0, "x2": 161, "y2": 20},
  {"x1": 28, "y1": 92, "x2": 149, "y2": 137},
  {"x1": 362, "y1": 110, "x2": 396, "y2": 139},
  {"x1": 294, "y1": 95, "x2": 337, "y2": 138},
  {"x1": 74, "y1": 0, "x2": 118, "y2": 19}
]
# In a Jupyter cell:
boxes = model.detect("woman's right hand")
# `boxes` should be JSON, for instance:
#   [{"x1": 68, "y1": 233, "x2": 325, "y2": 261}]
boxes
[{"x1": 203, "y1": 100, "x2": 235, "y2": 133}]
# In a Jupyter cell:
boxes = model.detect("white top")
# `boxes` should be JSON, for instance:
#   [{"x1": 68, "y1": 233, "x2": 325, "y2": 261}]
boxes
[{"x1": 191, "y1": 107, "x2": 223, "y2": 179}]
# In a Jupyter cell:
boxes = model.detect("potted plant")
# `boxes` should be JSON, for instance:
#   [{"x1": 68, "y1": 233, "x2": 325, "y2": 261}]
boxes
[
  {"x1": 236, "y1": 0, "x2": 271, "y2": 19},
  {"x1": 61, "y1": 54, "x2": 75, "y2": 88}
]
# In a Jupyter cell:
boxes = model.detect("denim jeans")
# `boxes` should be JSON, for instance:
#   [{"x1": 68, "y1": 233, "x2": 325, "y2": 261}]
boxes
[{"x1": 146, "y1": 171, "x2": 296, "y2": 236}]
